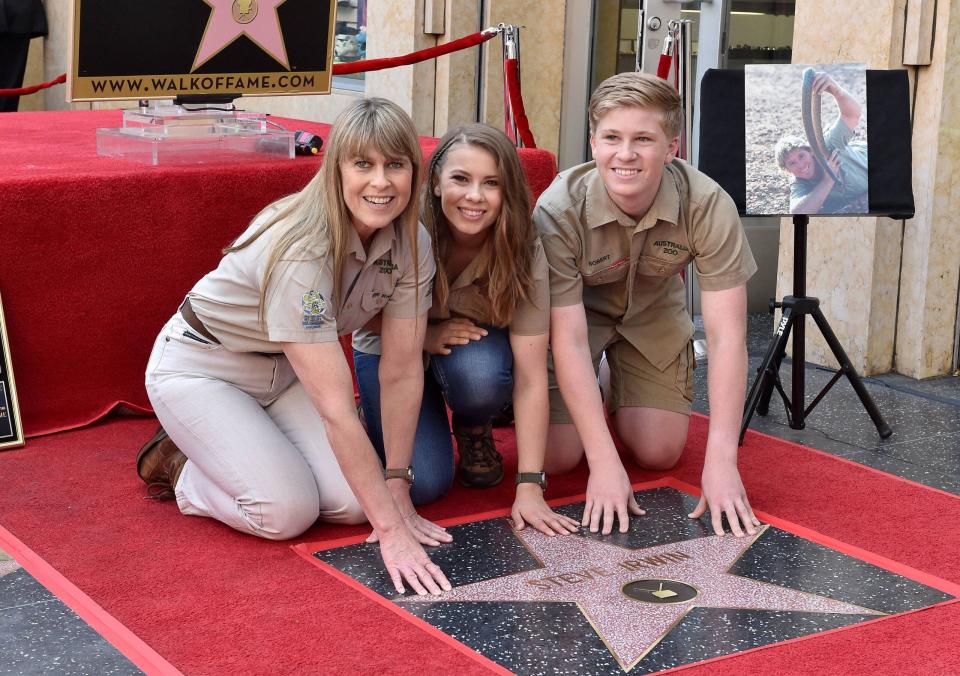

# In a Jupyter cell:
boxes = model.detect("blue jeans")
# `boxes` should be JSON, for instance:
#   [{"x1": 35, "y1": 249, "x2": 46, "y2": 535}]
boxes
[{"x1": 353, "y1": 325, "x2": 514, "y2": 504}]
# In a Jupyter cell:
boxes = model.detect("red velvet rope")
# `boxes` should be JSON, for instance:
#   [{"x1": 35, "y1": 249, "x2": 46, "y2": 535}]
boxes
[
  {"x1": 503, "y1": 58, "x2": 536, "y2": 148},
  {"x1": 333, "y1": 29, "x2": 496, "y2": 75},
  {"x1": 0, "y1": 73, "x2": 66, "y2": 97},
  {"x1": 0, "y1": 30, "x2": 497, "y2": 96}
]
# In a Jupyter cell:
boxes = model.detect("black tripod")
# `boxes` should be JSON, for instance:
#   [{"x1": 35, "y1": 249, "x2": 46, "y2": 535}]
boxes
[{"x1": 739, "y1": 215, "x2": 892, "y2": 443}]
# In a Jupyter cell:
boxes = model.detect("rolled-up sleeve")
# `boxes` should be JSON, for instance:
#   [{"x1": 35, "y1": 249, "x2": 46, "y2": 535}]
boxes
[
  {"x1": 534, "y1": 203, "x2": 583, "y2": 307},
  {"x1": 510, "y1": 240, "x2": 551, "y2": 335},
  {"x1": 384, "y1": 223, "x2": 436, "y2": 318},
  {"x1": 690, "y1": 188, "x2": 757, "y2": 292}
]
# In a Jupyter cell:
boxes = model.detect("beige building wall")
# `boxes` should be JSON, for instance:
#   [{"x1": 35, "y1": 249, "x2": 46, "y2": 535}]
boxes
[
  {"x1": 894, "y1": 0, "x2": 960, "y2": 377},
  {"x1": 18, "y1": 38, "x2": 46, "y2": 112},
  {"x1": 778, "y1": 0, "x2": 959, "y2": 378},
  {"x1": 480, "y1": 0, "x2": 567, "y2": 157},
  {"x1": 433, "y1": 0, "x2": 482, "y2": 138},
  {"x1": 41, "y1": 0, "x2": 69, "y2": 110}
]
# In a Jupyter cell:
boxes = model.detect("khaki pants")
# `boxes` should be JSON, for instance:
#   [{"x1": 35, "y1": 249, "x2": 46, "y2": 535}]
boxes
[{"x1": 145, "y1": 314, "x2": 365, "y2": 540}]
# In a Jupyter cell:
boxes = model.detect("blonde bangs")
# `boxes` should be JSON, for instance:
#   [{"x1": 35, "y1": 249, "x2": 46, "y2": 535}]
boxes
[{"x1": 228, "y1": 98, "x2": 424, "y2": 325}]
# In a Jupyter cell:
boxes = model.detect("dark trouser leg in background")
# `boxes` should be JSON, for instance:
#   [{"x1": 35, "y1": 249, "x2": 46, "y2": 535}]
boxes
[{"x1": 0, "y1": 35, "x2": 32, "y2": 113}]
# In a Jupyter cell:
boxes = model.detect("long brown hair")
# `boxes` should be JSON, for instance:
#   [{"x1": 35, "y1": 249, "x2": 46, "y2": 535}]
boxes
[
  {"x1": 423, "y1": 124, "x2": 536, "y2": 327},
  {"x1": 225, "y1": 98, "x2": 423, "y2": 319}
]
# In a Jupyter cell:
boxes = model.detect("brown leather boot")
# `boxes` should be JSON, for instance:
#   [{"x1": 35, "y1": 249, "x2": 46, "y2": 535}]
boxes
[
  {"x1": 136, "y1": 426, "x2": 187, "y2": 501},
  {"x1": 454, "y1": 421, "x2": 503, "y2": 488}
]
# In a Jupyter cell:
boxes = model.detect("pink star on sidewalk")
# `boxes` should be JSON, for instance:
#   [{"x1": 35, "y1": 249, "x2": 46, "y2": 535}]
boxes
[
  {"x1": 399, "y1": 525, "x2": 883, "y2": 672},
  {"x1": 193, "y1": 0, "x2": 289, "y2": 72}
]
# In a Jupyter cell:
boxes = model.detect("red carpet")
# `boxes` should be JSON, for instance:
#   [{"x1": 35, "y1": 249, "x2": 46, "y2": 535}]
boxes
[{"x1": 0, "y1": 414, "x2": 957, "y2": 674}]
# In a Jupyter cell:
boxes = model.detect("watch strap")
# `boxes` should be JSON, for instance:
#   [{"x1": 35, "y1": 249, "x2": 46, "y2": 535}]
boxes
[
  {"x1": 516, "y1": 471, "x2": 547, "y2": 489},
  {"x1": 384, "y1": 466, "x2": 414, "y2": 484}
]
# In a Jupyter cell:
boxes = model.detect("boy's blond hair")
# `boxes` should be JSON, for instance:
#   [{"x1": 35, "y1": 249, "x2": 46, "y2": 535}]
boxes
[{"x1": 588, "y1": 72, "x2": 682, "y2": 139}]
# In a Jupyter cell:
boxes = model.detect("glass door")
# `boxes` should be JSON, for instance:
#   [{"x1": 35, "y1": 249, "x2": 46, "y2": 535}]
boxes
[{"x1": 693, "y1": 0, "x2": 796, "y2": 313}]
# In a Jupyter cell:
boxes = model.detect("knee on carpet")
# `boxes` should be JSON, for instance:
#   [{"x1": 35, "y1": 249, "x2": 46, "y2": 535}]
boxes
[
  {"x1": 543, "y1": 427, "x2": 584, "y2": 474},
  {"x1": 243, "y1": 494, "x2": 321, "y2": 541},
  {"x1": 543, "y1": 443, "x2": 585, "y2": 475},
  {"x1": 627, "y1": 440, "x2": 684, "y2": 471},
  {"x1": 409, "y1": 472, "x2": 453, "y2": 507},
  {"x1": 318, "y1": 493, "x2": 368, "y2": 526},
  {"x1": 331, "y1": 502, "x2": 368, "y2": 526}
]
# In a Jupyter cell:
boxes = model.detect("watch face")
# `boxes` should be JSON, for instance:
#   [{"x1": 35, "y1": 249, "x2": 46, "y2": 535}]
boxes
[{"x1": 407, "y1": 467, "x2": 415, "y2": 484}]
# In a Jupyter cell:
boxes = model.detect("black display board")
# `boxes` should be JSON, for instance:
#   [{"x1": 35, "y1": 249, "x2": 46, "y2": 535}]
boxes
[{"x1": 698, "y1": 69, "x2": 914, "y2": 219}]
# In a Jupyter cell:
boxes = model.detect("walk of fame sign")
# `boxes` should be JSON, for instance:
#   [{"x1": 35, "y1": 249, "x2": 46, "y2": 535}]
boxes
[
  {"x1": 301, "y1": 482, "x2": 957, "y2": 675},
  {"x1": 68, "y1": 0, "x2": 336, "y2": 101}
]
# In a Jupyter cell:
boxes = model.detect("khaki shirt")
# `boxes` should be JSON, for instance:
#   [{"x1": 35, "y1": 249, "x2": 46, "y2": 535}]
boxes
[
  {"x1": 534, "y1": 159, "x2": 756, "y2": 371},
  {"x1": 428, "y1": 238, "x2": 550, "y2": 336},
  {"x1": 189, "y1": 212, "x2": 435, "y2": 353}
]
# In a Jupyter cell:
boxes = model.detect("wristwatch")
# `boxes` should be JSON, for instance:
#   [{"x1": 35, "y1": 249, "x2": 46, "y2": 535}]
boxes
[
  {"x1": 383, "y1": 466, "x2": 415, "y2": 485},
  {"x1": 516, "y1": 471, "x2": 547, "y2": 490}
]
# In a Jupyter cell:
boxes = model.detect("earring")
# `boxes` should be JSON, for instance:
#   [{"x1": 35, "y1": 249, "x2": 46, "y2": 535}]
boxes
[{"x1": 434, "y1": 187, "x2": 441, "y2": 196}]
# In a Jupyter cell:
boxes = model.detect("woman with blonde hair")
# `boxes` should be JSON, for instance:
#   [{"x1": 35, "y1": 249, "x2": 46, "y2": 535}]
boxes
[
  {"x1": 354, "y1": 123, "x2": 579, "y2": 536},
  {"x1": 137, "y1": 98, "x2": 450, "y2": 596}
]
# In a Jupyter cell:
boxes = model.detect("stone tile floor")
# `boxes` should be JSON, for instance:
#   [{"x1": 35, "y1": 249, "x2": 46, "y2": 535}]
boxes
[
  {"x1": 694, "y1": 313, "x2": 960, "y2": 495},
  {"x1": 0, "y1": 549, "x2": 141, "y2": 675}
]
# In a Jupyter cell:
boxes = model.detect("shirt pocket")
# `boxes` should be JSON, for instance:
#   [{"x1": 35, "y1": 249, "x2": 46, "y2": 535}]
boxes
[
  {"x1": 582, "y1": 257, "x2": 629, "y2": 286},
  {"x1": 636, "y1": 255, "x2": 685, "y2": 278},
  {"x1": 361, "y1": 289, "x2": 391, "y2": 312}
]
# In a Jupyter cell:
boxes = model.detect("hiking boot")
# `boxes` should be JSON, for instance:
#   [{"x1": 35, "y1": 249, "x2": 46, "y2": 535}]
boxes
[
  {"x1": 490, "y1": 403, "x2": 515, "y2": 428},
  {"x1": 136, "y1": 426, "x2": 187, "y2": 501},
  {"x1": 454, "y1": 421, "x2": 503, "y2": 488}
]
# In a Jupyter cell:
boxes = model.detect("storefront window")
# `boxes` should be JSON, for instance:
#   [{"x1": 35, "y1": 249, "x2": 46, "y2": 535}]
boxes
[
  {"x1": 332, "y1": 0, "x2": 367, "y2": 91},
  {"x1": 590, "y1": 0, "x2": 640, "y2": 90},
  {"x1": 726, "y1": 0, "x2": 794, "y2": 68}
]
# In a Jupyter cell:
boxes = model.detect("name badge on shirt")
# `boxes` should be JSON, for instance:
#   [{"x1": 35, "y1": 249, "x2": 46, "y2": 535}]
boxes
[{"x1": 301, "y1": 290, "x2": 328, "y2": 329}]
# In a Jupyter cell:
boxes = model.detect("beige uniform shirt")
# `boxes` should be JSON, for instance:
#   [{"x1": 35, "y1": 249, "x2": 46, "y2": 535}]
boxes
[
  {"x1": 534, "y1": 159, "x2": 757, "y2": 371},
  {"x1": 428, "y1": 238, "x2": 551, "y2": 336},
  {"x1": 189, "y1": 213, "x2": 435, "y2": 353}
]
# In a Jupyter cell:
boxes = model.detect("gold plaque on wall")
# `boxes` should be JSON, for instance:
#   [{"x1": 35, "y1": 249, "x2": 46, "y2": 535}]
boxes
[{"x1": 0, "y1": 294, "x2": 24, "y2": 451}]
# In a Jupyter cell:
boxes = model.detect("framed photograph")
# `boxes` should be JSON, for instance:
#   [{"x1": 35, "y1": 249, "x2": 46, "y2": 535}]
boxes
[
  {"x1": 0, "y1": 294, "x2": 24, "y2": 450},
  {"x1": 745, "y1": 63, "x2": 869, "y2": 216}
]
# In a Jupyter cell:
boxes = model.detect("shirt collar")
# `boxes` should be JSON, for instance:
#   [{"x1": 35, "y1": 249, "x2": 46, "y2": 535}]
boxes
[
  {"x1": 637, "y1": 163, "x2": 681, "y2": 232},
  {"x1": 347, "y1": 222, "x2": 399, "y2": 264},
  {"x1": 449, "y1": 240, "x2": 491, "y2": 291}
]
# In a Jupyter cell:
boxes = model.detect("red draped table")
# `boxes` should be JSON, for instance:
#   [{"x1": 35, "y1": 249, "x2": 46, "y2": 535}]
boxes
[{"x1": 0, "y1": 110, "x2": 558, "y2": 437}]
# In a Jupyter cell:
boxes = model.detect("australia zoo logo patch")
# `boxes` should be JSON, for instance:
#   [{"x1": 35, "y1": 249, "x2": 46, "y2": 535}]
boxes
[{"x1": 301, "y1": 290, "x2": 328, "y2": 329}]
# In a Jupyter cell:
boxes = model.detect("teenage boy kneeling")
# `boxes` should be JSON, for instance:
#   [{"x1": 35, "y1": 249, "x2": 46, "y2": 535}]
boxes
[{"x1": 534, "y1": 72, "x2": 760, "y2": 538}]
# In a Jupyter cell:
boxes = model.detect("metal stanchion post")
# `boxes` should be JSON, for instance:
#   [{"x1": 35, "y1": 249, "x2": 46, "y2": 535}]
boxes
[
  {"x1": 500, "y1": 24, "x2": 520, "y2": 146},
  {"x1": 671, "y1": 19, "x2": 698, "y2": 323},
  {"x1": 677, "y1": 20, "x2": 693, "y2": 161}
]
